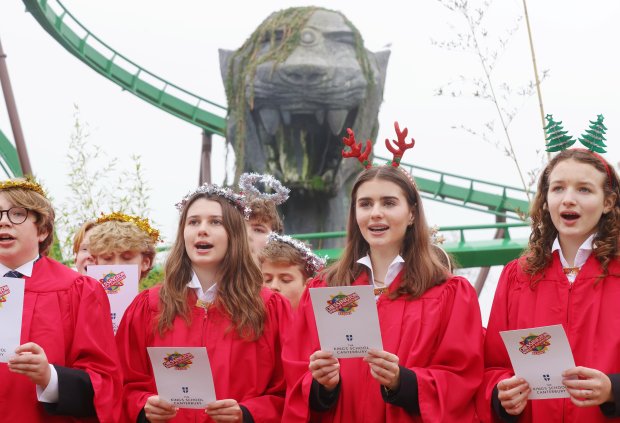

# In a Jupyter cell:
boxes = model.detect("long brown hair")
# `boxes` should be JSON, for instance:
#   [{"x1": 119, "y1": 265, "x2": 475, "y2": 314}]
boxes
[
  {"x1": 321, "y1": 166, "x2": 448, "y2": 298},
  {"x1": 158, "y1": 193, "x2": 265, "y2": 339},
  {"x1": 526, "y1": 149, "x2": 620, "y2": 280}
]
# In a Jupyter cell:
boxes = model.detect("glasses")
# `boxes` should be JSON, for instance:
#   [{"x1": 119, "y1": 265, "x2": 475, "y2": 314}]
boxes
[{"x1": 0, "y1": 207, "x2": 30, "y2": 224}]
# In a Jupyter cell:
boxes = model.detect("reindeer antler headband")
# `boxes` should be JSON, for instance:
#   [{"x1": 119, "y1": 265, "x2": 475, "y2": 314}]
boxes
[{"x1": 342, "y1": 121, "x2": 415, "y2": 169}]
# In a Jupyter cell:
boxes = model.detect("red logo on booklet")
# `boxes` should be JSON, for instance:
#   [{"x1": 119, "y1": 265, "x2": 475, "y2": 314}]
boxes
[
  {"x1": 519, "y1": 332, "x2": 551, "y2": 355},
  {"x1": 163, "y1": 352, "x2": 194, "y2": 370},
  {"x1": 325, "y1": 292, "x2": 360, "y2": 316},
  {"x1": 99, "y1": 271, "x2": 126, "y2": 294},
  {"x1": 0, "y1": 284, "x2": 10, "y2": 307}
]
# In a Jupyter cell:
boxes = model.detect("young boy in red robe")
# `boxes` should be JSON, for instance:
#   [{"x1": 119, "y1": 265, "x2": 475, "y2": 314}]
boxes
[
  {"x1": 115, "y1": 183, "x2": 290, "y2": 422},
  {"x1": 478, "y1": 125, "x2": 620, "y2": 422},
  {"x1": 259, "y1": 233, "x2": 325, "y2": 310},
  {"x1": 282, "y1": 123, "x2": 483, "y2": 422},
  {"x1": 0, "y1": 178, "x2": 122, "y2": 422}
]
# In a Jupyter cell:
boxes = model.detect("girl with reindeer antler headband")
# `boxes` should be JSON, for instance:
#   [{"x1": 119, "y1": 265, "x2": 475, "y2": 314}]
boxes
[
  {"x1": 478, "y1": 114, "x2": 620, "y2": 423},
  {"x1": 282, "y1": 122, "x2": 483, "y2": 422}
]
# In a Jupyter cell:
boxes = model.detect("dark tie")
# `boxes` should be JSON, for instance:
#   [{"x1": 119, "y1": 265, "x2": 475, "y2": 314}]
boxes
[{"x1": 3, "y1": 270, "x2": 24, "y2": 278}]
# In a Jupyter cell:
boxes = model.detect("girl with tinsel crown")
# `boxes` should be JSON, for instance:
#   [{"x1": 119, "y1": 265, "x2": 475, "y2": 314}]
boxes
[
  {"x1": 115, "y1": 184, "x2": 290, "y2": 422},
  {"x1": 477, "y1": 115, "x2": 620, "y2": 422},
  {"x1": 282, "y1": 122, "x2": 484, "y2": 422}
]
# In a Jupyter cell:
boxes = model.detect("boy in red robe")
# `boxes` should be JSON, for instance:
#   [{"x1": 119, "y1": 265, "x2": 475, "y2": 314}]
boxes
[{"x1": 0, "y1": 178, "x2": 122, "y2": 422}]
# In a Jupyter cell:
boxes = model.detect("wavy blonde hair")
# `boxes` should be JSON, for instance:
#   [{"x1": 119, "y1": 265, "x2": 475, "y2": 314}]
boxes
[
  {"x1": 158, "y1": 193, "x2": 265, "y2": 339},
  {"x1": 525, "y1": 149, "x2": 620, "y2": 284}
]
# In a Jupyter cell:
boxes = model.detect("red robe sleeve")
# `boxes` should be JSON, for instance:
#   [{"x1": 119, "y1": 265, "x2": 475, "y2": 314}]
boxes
[
  {"x1": 408, "y1": 276, "x2": 484, "y2": 422},
  {"x1": 68, "y1": 276, "x2": 123, "y2": 423},
  {"x1": 115, "y1": 289, "x2": 156, "y2": 423},
  {"x1": 282, "y1": 279, "x2": 324, "y2": 422},
  {"x1": 476, "y1": 260, "x2": 520, "y2": 423},
  {"x1": 236, "y1": 289, "x2": 290, "y2": 421}
]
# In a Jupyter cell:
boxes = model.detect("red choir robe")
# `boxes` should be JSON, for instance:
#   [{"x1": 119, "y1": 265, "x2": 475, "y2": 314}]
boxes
[
  {"x1": 282, "y1": 271, "x2": 484, "y2": 422},
  {"x1": 0, "y1": 256, "x2": 122, "y2": 423},
  {"x1": 116, "y1": 284, "x2": 289, "y2": 423},
  {"x1": 478, "y1": 253, "x2": 620, "y2": 422}
]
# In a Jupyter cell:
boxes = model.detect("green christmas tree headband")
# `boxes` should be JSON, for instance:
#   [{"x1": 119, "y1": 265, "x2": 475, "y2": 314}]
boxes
[
  {"x1": 545, "y1": 114, "x2": 607, "y2": 153},
  {"x1": 545, "y1": 113, "x2": 612, "y2": 187}
]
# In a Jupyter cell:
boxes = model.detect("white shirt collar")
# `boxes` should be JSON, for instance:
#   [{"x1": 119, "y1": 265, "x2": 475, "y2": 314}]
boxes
[
  {"x1": 356, "y1": 254, "x2": 404, "y2": 288},
  {"x1": 187, "y1": 271, "x2": 218, "y2": 303},
  {"x1": 551, "y1": 234, "x2": 595, "y2": 282},
  {"x1": 551, "y1": 233, "x2": 595, "y2": 268},
  {"x1": 0, "y1": 254, "x2": 39, "y2": 278}
]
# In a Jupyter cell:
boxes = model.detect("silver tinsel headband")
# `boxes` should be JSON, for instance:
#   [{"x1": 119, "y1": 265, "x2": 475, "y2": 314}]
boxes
[
  {"x1": 175, "y1": 183, "x2": 251, "y2": 219},
  {"x1": 266, "y1": 232, "x2": 327, "y2": 276},
  {"x1": 238, "y1": 173, "x2": 290, "y2": 205}
]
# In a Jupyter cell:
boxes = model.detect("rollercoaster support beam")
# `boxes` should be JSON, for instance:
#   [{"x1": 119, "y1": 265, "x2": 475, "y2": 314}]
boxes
[
  {"x1": 474, "y1": 212, "x2": 507, "y2": 295},
  {"x1": 0, "y1": 36, "x2": 32, "y2": 176},
  {"x1": 199, "y1": 131, "x2": 212, "y2": 185}
]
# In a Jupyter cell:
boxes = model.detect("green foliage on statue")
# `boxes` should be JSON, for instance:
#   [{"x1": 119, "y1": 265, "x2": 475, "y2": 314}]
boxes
[{"x1": 219, "y1": 7, "x2": 390, "y2": 237}]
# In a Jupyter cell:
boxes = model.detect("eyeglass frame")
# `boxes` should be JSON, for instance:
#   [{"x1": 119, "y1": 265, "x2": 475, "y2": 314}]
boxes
[{"x1": 0, "y1": 207, "x2": 30, "y2": 225}]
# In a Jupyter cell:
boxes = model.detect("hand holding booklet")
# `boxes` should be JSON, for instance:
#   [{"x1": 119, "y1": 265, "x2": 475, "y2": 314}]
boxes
[
  {"x1": 500, "y1": 324, "x2": 575, "y2": 399},
  {"x1": 309, "y1": 285, "x2": 383, "y2": 358},
  {"x1": 147, "y1": 347, "x2": 217, "y2": 408}
]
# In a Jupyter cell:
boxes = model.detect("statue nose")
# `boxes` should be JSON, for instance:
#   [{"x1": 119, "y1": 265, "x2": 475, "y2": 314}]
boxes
[{"x1": 278, "y1": 64, "x2": 328, "y2": 86}]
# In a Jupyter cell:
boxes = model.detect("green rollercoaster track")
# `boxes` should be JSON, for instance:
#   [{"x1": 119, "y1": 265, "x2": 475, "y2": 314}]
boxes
[
  {"x1": 17, "y1": 0, "x2": 533, "y2": 267},
  {"x1": 0, "y1": 128, "x2": 23, "y2": 177}
]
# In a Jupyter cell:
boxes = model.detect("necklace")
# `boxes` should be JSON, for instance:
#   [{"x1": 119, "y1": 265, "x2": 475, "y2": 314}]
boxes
[{"x1": 563, "y1": 267, "x2": 580, "y2": 277}]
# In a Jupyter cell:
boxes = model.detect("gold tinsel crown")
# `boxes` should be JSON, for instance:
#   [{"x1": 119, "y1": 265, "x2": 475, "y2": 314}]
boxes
[
  {"x1": 0, "y1": 178, "x2": 46, "y2": 197},
  {"x1": 96, "y1": 211, "x2": 162, "y2": 243}
]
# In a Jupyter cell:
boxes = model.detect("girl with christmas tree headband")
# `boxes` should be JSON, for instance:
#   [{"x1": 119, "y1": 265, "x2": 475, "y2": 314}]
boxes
[
  {"x1": 282, "y1": 122, "x2": 483, "y2": 422},
  {"x1": 478, "y1": 114, "x2": 620, "y2": 422}
]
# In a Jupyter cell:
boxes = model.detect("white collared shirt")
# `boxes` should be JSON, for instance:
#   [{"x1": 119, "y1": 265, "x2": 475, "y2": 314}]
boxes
[
  {"x1": 551, "y1": 234, "x2": 595, "y2": 283},
  {"x1": 356, "y1": 254, "x2": 405, "y2": 289},
  {"x1": 187, "y1": 272, "x2": 218, "y2": 304},
  {"x1": 0, "y1": 255, "x2": 59, "y2": 404},
  {"x1": 0, "y1": 254, "x2": 38, "y2": 277}
]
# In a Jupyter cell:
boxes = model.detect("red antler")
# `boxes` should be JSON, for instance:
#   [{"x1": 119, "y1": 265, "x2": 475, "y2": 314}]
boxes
[
  {"x1": 385, "y1": 121, "x2": 415, "y2": 167},
  {"x1": 342, "y1": 128, "x2": 373, "y2": 169}
]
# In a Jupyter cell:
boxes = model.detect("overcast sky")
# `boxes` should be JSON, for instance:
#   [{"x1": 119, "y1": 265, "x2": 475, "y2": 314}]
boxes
[{"x1": 1, "y1": 0, "x2": 619, "y2": 322}]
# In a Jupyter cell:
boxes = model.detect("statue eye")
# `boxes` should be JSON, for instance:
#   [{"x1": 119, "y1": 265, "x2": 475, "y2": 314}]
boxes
[
  {"x1": 327, "y1": 31, "x2": 356, "y2": 46},
  {"x1": 300, "y1": 29, "x2": 316, "y2": 44}
]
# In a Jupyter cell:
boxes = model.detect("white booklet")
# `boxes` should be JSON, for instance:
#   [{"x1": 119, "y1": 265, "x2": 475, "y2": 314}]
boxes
[
  {"x1": 500, "y1": 324, "x2": 575, "y2": 399},
  {"x1": 147, "y1": 347, "x2": 217, "y2": 409},
  {"x1": 87, "y1": 264, "x2": 139, "y2": 334},
  {"x1": 0, "y1": 277, "x2": 25, "y2": 363},
  {"x1": 309, "y1": 285, "x2": 383, "y2": 358}
]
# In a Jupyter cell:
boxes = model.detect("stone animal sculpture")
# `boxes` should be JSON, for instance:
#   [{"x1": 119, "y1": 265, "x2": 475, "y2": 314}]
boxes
[{"x1": 220, "y1": 7, "x2": 389, "y2": 237}]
